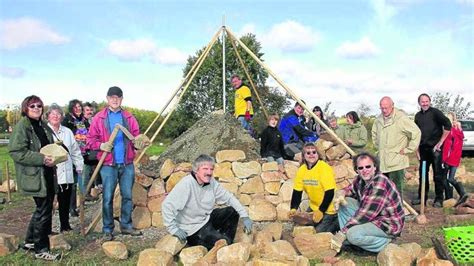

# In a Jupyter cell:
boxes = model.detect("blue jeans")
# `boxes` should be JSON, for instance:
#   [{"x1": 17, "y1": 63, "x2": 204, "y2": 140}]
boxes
[
  {"x1": 237, "y1": 116, "x2": 251, "y2": 131},
  {"x1": 100, "y1": 164, "x2": 135, "y2": 233},
  {"x1": 266, "y1": 156, "x2": 284, "y2": 165},
  {"x1": 338, "y1": 197, "x2": 392, "y2": 253}
]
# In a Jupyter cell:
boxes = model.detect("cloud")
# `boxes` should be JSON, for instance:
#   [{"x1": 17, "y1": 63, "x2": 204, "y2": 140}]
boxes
[
  {"x1": 336, "y1": 37, "x2": 381, "y2": 59},
  {"x1": 263, "y1": 20, "x2": 319, "y2": 53},
  {"x1": 107, "y1": 39, "x2": 156, "y2": 61},
  {"x1": 0, "y1": 66, "x2": 25, "y2": 78},
  {"x1": 153, "y1": 47, "x2": 188, "y2": 65},
  {"x1": 107, "y1": 39, "x2": 187, "y2": 65},
  {"x1": 0, "y1": 17, "x2": 69, "y2": 50},
  {"x1": 238, "y1": 23, "x2": 256, "y2": 36}
]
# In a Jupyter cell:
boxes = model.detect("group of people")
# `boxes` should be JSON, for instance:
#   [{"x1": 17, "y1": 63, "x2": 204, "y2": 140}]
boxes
[
  {"x1": 8, "y1": 75, "x2": 468, "y2": 261},
  {"x1": 8, "y1": 87, "x2": 150, "y2": 260}
]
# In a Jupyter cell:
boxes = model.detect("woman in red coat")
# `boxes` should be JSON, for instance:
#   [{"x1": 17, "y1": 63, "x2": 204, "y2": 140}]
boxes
[{"x1": 442, "y1": 112, "x2": 467, "y2": 205}]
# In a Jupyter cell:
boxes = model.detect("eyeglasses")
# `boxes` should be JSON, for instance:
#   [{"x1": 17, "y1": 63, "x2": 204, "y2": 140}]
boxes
[
  {"x1": 305, "y1": 151, "x2": 317, "y2": 155},
  {"x1": 357, "y1": 165, "x2": 373, "y2": 170},
  {"x1": 28, "y1": 104, "x2": 42, "y2": 109}
]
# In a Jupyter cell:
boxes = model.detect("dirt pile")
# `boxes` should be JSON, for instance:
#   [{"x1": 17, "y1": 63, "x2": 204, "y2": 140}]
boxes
[{"x1": 146, "y1": 111, "x2": 260, "y2": 171}]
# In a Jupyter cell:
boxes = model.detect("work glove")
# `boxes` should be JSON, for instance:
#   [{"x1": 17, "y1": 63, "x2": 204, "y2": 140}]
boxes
[
  {"x1": 288, "y1": 209, "x2": 297, "y2": 219},
  {"x1": 312, "y1": 209, "x2": 324, "y2": 223},
  {"x1": 133, "y1": 134, "x2": 151, "y2": 150},
  {"x1": 173, "y1": 229, "x2": 187, "y2": 243},
  {"x1": 100, "y1": 142, "x2": 113, "y2": 152},
  {"x1": 245, "y1": 111, "x2": 251, "y2": 121},
  {"x1": 333, "y1": 190, "x2": 348, "y2": 211},
  {"x1": 242, "y1": 217, "x2": 253, "y2": 234},
  {"x1": 331, "y1": 231, "x2": 346, "y2": 253}
]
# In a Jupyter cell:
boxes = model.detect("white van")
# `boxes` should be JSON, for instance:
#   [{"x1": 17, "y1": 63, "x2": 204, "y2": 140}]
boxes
[{"x1": 460, "y1": 119, "x2": 474, "y2": 152}]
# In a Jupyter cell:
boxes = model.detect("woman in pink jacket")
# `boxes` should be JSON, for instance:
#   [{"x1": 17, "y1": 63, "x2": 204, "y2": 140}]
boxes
[{"x1": 442, "y1": 112, "x2": 468, "y2": 206}]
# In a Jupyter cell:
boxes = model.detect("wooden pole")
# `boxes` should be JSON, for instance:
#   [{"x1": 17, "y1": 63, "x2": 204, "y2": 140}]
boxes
[
  {"x1": 135, "y1": 29, "x2": 221, "y2": 164},
  {"x1": 5, "y1": 161, "x2": 11, "y2": 203},
  {"x1": 420, "y1": 161, "x2": 426, "y2": 215},
  {"x1": 228, "y1": 35, "x2": 269, "y2": 120},
  {"x1": 225, "y1": 27, "x2": 355, "y2": 156},
  {"x1": 143, "y1": 28, "x2": 224, "y2": 136}
]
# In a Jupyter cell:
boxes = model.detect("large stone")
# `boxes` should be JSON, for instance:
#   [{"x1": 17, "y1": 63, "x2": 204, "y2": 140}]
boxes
[
  {"x1": 214, "y1": 162, "x2": 235, "y2": 180},
  {"x1": 326, "y1": 145, "x2": 347, "y2": 160},
  {"x1": 293, "y1": 233, "x2": 333, "y2": 259},
  {"x1": 276, "y1": 202, "x2": 291, "y2": 221},
  {"x1": 166, "y1": 171, "x2": 188, "y2": 192},
  {"x1": 262, "y1": 240, "x2": 298, "y2": 261},
  {"x1": 219, "y1": 175, "x2": 243, "y2": 186},
  {"x1": 197, "y1": 239, "x2": 227, "y2": 264},
  {"x1": 264, "y1": 182, "x2": 281, "y2": 195},
  {"x1": 292, "y1": 226, "x2": 316, "y2": 237},
  {"x1": 377, "y1": 243, "x2": 412, "y2": 266},
  {"x1": 152, "y1": 211, "x2": 164, "y2": 227},
  {"x1": 221, "y1": 182, "x2": 239, "y2": 195},
  {"x1": 316, "y1": 139, "x2": 334, "y2": 152},
  {"x1": 0, "y1": 233, "x2": 19, "y2": 256},
  {"x1": 399, "y1": 242, "x2": 422, "y2": 262},
  {"x1": 179, "y1": 245, "x2": 208, "y2": 265},
  {"x1": 265, "y1": 195, "x2": 282, "y2": 206},
  {"x1": 141, "y1": 169, "x2": 159, "y2": 178},
  {"x1": 255, "y1": 230, "x2": 274, "y2": 253},
  {"x1": 217, "y1": 242, "x2": 251, "y2": 263},
  {"x1": 261, "y1": 171, "x2": 282, "y2": 183},
  {"x1": 135, "y1": 173, "x2": 153, "y2": 188},
  {"x1": 133, "y1": 183, "x2": 148, "y2": 207},
  {"x1": 216, "y1": 150, "x2": 246, "y2": 163},
  {"x1": 239, "y1": 194, "x2": 252, "y2": 206},
  {"x1": 0, "y1": 180, "x2": 16, "y2": 193},
  {"x1": 262, "y1": 162, "x2": 279, "y2": 172},
  {"x1": 279, "y1": 180, "x2": 294, "y2": 202},
  {"x1": 262, "y1": 222, "x2": 283, "y2": 241},
  {"x1": 102, "y1": 241, "x2": 128, "y2": 260},
  {"x1": 443, "y1": 199, "x2": 457, "y2": 209},
  {"x1": 137, "y1": 248, "x2": 173, "y2": 266},
  {"x1": 334, "y1": 259, "x2": 356, "y2": 266},
  {"x1": 40, "y1": 143, "x2": 68, "y2": 165},
  {"x1": 232, "y1": 161, "x2": 262, "y2": 178},
  {"x1": 249, "y1": 199, "x2": 277, "y2": 221},
  {"x1": 174, "y1": 162, "x2": 192, "y2": 172},
  {"x1": 239, "y1": 176, "x2": 265, "y2": 194},
  {"x1": 49, "y1": 234, "x2": 71, "y2": 250},
  {"x1": 132, "y1": 206, "x2": 151, "y2": 229},
  {"x1": 416, "y1": 248, "x2": 454, "y2": 266},
  {"x1": 284, "y1": 163, "x2": 299, "y2": 180},
  {"x1": 148, "y1": 195, "x2": 165, "y2": 212},
  {"x1": 155, "y1": 234, "x2": 187, "y2": 255},
  {"x1": 332, "y1": 164, "x2": 349, "y2": 180},
  {"x1": 148, "y1": 179, "x2": 166, "y2": 198},
  {"x1": 160, "y1": 159, "x2": 176, "y2": 179}
]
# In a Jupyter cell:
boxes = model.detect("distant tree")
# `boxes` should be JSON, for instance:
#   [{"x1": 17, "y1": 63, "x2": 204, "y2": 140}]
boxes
[
  {"x1": 356, "y1": 102, "x2": 371, "y2": 118},
  {"x1": 0, "y1": 110, "x2": 8, "y2": 132},
  {"x1": 323, "y1": 102, "x2": 335, "y2": 118},
  {"x1": 431, "y1": 92, "x2": 473, "y2": 119},
  {"x1": 163, "y1": 33, "x2": 291, "y2": 138}
]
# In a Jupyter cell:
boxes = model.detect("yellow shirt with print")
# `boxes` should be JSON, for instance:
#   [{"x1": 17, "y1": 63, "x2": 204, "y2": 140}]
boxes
[
  {"x1": 234, "y1": 85, "x2": 254, "y2": 117},
  {"x1": 293, "y1": 160, "x2": 337, "y2": 215}
]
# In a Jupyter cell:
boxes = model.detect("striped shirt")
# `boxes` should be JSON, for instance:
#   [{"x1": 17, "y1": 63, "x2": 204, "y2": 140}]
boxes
[{"x1": 342, "y1": 173, "x2": 405, "y2": 236}]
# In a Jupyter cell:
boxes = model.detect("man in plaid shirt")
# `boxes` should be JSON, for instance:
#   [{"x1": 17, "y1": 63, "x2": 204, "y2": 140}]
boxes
[{"x1": 331, "y1": 152, "x2": 405, "y2": 253}]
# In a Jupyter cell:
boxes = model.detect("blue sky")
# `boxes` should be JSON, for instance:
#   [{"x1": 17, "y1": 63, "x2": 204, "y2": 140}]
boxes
[{"x1": 1, "y1": 0, "x2": 473, "y2": 116}]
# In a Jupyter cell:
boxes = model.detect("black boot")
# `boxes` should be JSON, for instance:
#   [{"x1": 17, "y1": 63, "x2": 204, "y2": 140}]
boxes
[{"x1": 453, "y1": 182, "x2": 468, "y2": 207}]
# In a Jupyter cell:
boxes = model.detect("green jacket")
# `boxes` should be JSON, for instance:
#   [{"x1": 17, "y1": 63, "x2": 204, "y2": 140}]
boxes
[
  {"x1": 342, "y1": 122, "x2": 368, "y2": 150},
  {"x1": 8, "y1": 116, "x2": 54, "y2": 197},
  {"x1": 371, "y1": 108, "x2": 421, "y2": 173}
]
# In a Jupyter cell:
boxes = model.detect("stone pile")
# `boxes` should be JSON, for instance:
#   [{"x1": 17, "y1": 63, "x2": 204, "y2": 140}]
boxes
[{"x1": 119, "y1": 149, "x2": 356, "y2": 231}]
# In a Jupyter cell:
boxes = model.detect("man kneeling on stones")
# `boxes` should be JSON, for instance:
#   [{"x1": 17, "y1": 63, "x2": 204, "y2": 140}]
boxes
[
  {"x1": 162, "y1": 154, "x2": 253, "y2": 250},
  {"x1": 288, "y1": 142, "x2": 339, "y2": 233},
  {"x1": 331, "y1": 152, "x2": 405, "y2": 253}
]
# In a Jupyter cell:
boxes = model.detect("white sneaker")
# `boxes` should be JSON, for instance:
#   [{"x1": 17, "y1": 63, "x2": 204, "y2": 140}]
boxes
[{"x1": 35, "y1": 251, "x2": 60, "y2": 261}]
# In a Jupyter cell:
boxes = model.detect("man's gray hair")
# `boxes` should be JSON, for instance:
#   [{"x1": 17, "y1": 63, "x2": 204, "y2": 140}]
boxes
[
  {"x1": 45, "y1": 103, "x2": 64, "y2": 118},
  {"x1": 192, "y1": 154, "x2": 215, "y2": 172}
]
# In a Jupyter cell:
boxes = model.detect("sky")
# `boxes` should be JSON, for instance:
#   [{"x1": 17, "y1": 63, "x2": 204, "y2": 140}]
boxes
[{"x1": 1, "y1": 0, "x2": 473, "y2": 116}]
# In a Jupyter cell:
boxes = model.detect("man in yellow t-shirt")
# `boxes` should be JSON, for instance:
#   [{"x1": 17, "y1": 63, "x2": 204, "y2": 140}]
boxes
[
  {"x1": 289, "y1": 142, "x2": 339, "y2": 233},
  {"x1": 231, "y1": 75, "x2": 254, "y2": 131}
]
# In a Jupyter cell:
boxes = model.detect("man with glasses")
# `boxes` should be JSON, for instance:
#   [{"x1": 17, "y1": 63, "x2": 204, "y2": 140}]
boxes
[
  {"x1": 86, "y1": 86, "x2": 150, "y2": 241},
  {"x1": 331, "y1": 152, "x2": 405, "y2": 254},
  {"x1": 371, "y1": 96, "x2": 420, "y2": 198},
  {"x1": 288, "y1": 143, "x2": 338, "y2": 233}
]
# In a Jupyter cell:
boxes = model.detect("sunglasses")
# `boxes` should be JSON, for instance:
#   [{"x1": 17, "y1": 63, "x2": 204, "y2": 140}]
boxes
[
  {"x1": 28, "y1": 104, "x2": 42, "y2": 109},
  {"x1": 305, "y1": 151, "x2": 317, "y2": 155},
  {"x1": 357, "y1": 165, "x2": 373, "y2": 170}
]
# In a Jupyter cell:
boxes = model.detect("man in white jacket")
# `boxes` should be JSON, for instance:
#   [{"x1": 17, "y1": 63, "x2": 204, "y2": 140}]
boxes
[
  {"x1": 162, "y1": 154, "x2": 253, "y2": 249},
  {"x1": 46, "y1": 104, "x2": 84, "y2": 232}
]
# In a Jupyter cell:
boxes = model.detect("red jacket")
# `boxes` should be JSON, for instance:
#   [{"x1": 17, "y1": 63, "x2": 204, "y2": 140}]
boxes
[{"x1": 442, "y1": 126, "x2": 464, "y2": 167}]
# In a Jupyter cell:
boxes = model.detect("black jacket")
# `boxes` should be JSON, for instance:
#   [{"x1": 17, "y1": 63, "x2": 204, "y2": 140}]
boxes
[
  {"x1": 260, "y1": 126, "x2": 285, "y2": 159},
  {"x1": 415, "y1": 107, "x2": 451, "y2": 147}
]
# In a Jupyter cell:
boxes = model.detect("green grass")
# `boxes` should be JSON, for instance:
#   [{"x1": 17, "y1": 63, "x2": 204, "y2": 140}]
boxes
[{"x1": 144, "y1": 143, "x2": 167, "y2": 156}]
